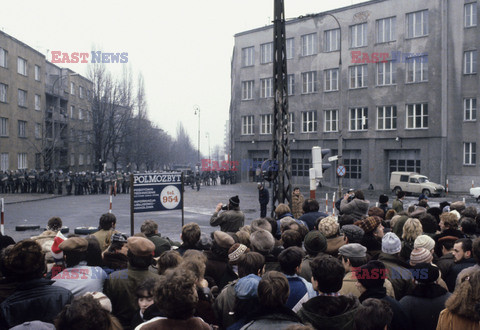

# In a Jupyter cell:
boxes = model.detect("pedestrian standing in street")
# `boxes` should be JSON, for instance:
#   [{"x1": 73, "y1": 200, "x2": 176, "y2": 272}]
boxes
[
  {"x1": 210, "y1": 196, "x2": 245, "y2": 233},
  {"x1": 392, "y1": 191, "x2": 406, "y2": 213},
  {"x1": 291, "y1": 187, "x2": 305, "y2": 219},
  {"x1": 258, "y1": 183, "x2": 269, "y2": 218}
]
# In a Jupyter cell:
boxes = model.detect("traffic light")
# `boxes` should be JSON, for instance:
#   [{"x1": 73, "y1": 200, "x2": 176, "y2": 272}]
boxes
[{"x1": 312, "y1": 147, "x2": 332, "y2": 178}]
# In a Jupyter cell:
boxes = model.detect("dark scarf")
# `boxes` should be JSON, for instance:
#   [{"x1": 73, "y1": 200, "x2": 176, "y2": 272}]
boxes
[
  {"x1": 406, "y1": 283, "x2": 448, "y2": 299},
  {"x1": 359, "y1": 286, "x2": 387, "y2": 302}
]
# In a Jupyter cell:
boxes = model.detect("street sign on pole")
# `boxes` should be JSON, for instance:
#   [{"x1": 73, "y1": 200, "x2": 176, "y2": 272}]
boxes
[
  {"x1": 328, "y1": 155, "x2": 339, "y2": 162},
  {"x1": 336, "y1": 165, "x2": 346, "y2": 177}
]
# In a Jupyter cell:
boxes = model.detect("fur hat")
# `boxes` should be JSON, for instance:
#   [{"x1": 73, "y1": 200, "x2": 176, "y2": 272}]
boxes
[
  {"x1": 303, "y1": 230, "x2": 327, "y2": 255},
  {"x1": 127, "y1": 237, "x2": 155, "y2": 256},
  {"x1": 317, "y1": 216, "x2": 339, "y2": 238},
  {"x1": 379, "y1": 194, "x2": 389, "y2": 204},
  {"x1": 355, "y1": 216, "x2": 381, "y2": 234},
  {"x1": 229, "y1": 195, "x2": 240, "y2": 207},
  {"x1": 59, "y1": 237, "x2": 88, "y2": 253},
  {"x1": 213, "y1": 231, "x2": 235, "y2": 249},
  {"x1": 250, "y1": 229, "x2": 275, "y2": 254},
  {"x1": 409, "y1": 248, "x2": 433, "y2": 266},
  {"x1": 414, "y1": 235, "x2": 435, "y2": 251},
  {"x1": 382, "y1": 232, "x2": 401, "y2": 254}
]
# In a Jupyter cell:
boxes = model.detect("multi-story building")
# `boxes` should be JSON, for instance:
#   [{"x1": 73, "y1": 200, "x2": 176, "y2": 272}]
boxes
[
  {"x1": 230, "y1": 0, "x2": 480, "y2": 192},
  {"x1": 1, "y1": 30, "x2": 94, "y2": 172}
]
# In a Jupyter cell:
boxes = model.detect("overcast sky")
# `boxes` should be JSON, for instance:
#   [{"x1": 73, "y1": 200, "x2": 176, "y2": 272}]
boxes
[{"x1": 1, "y1": 0, "x2": 367, "y2": 158}]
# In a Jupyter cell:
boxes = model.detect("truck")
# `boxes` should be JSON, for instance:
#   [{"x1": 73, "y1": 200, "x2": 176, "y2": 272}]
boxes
[{"x1": 390, "y1": 171, "x2": 445, "y2": 197}]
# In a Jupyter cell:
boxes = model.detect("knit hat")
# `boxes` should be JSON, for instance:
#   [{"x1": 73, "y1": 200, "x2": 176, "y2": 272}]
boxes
[
  {"x1": 228, "y1": 243, "x2": 250, "y2": 264},
  {"x1": 127, "y1": 236, "x2": 155, "y2": 256},
  {"x1": 250, "y1": 229, "x2": 275, "y2": 254},
  {"x1": 59, "y1": 237, "x2": 88, "y2": 253},
  {"x1": 356, "y1": 260, "x2": 386, "y2": 289},
  {"x1": 414, "y1": 235, "x2": 435, "y2": 251},
  {"x1": 213, "y1": 231, "x2": 235, "y2": 249},
  {"x1": 382, "y1": 232, "x2": 401, "y2": 254},
  {"x1": 379, "y1": 194, "x2": 389, "y2": 204},
  {"x1": 229, "y1": 195, "x2": 240, "y2": 207},
  {"x1": 303, "y1": 230, "x2": 327, "y2": 255},
  {"x1": 409, "y1": 248, "x2": 433, "y2": 266},
  {"x1": 411, "y1": 262, "x2": 440, "y2": 284},
  {"x1": 317, "y1": 216, "x2": 339, "y2": 238},
  {"x1": 235, "y1": 274, "x2": 261, "y2": 299},
  {"x1": 355, "y1": 216, "x2": 381, "y2": 234},
  {"x1": 338, "y1": 243, "x2": 367, "y2": 258},
  {"x1": 340, "y1": 225, "x2": 365, "y2": 243}
]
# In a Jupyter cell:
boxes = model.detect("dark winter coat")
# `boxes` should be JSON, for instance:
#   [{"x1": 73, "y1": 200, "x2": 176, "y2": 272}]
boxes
[
  {"x1": 436, "y1": 253, "x2": 455, "y2": 281},
  {"x1": 299, "y1": 211, "x2": 329, "y2": 231},
  {"x1": 377, "y1": 252, "x2": 413, "y2": 300},
  {"x1": 239, "y1": 305, "x2": 304, "y2": 329},
  {"x1": 258, "y1": 188, "x2": 269, "y2": 205},
  {"x1": 0, "y1": 278, "x2": 73, "y2": 328},
  {"x1": 340, "y1": 198, "x2": 370, "y2": 220},
  {"x1": 210, "y1": 210, "x2": 245, "y2": 233},
  {"x1": 399, "y1": 283, "x2": 451, "y2": 330},
  {"x1": 204, "y1": 250, "x2": 238, "y2": 291},
  {"x1": 102, "y1": 252, "x2": 128, "y2": 274},
  {"x1": 297, "y1": 295, "x2": 360, "y2": 330},
  {"x1": 445, "y1": 257, "x2": 476, "y2": 292}
]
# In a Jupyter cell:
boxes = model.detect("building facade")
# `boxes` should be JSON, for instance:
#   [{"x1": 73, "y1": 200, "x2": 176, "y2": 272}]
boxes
[
  {"x1": 0, "y1": 30, "x2": 93, "y2": 172},
  {"x1": 230, "y1": 0, "x2": 480, "y2": 192}
]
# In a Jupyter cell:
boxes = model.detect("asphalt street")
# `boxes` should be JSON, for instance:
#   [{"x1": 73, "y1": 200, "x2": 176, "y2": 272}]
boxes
[{"x1": 1, "y1": 182, "x2": 478, "y2": 243}]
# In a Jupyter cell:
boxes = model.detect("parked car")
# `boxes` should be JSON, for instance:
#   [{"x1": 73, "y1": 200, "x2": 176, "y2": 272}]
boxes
[
  {"x1": 390, "y1": 171, "x2": 445, "y2": 197},
  {"x1": 470, "y1": 187, "x2": 480, "y2": 202}
]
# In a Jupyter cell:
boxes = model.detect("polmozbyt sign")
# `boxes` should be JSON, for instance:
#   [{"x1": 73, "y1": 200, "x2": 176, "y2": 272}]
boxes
[{"x1": 133, "y1": 173, "x2": 183, "y2": 212}]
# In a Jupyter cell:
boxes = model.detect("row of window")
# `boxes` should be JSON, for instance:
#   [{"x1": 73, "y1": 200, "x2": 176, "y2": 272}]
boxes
[
  {"x1": 0, "y1": 83, "x2": 42, "y2": 109},
  {"x1": 0, "y1": 117, "x2": 91, "y2": 140},
  {"x1": 70, "y1": 153, "x2": 91, "y2": 166},
  {"x1": 0, "y1": 153, "x2": 28, "y2": 170},
  {"x1": 241, "y1": 5, "x2": 477, "y2": 66}
]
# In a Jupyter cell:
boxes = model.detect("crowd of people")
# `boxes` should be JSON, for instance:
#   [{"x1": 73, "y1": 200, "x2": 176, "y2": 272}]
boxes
[{"x1": 1, "y1": 190, "x2": 480, "y2": 329}]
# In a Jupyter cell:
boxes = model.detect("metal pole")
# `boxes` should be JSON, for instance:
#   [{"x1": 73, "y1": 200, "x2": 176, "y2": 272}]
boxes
[
  {"x1": 130, "y1": 173, "x2": 134, "y2": 236},
  {"x1": 338, "y1": 134, "x2": 343, "y2": 199},
  {"x1": 181, "y1": 172, "x2": 185, "y2": 227}
]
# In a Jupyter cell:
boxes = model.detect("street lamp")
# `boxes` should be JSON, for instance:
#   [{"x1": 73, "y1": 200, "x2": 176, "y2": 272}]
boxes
[{"x1": 193, "y1": 105, "x2": 200, "y2": 164}]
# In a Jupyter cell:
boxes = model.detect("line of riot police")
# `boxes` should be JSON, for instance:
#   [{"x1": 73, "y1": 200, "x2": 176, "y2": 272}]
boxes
[{"x1": 0, "y1": 170, "x2": 131, "y2": 196}]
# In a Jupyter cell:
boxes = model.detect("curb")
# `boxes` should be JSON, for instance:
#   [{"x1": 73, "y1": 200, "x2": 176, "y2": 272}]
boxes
[{"x1": 0, "y1": 194, "x2": 63, "y2": 205}]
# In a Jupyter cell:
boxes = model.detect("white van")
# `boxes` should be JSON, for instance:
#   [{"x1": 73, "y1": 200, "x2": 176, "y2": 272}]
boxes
[{"x1": 390, "y1": 171, "x2": 445, "y2": 197}]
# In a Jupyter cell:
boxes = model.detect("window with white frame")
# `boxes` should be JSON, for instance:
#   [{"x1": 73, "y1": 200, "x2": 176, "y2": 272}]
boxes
[
  {"x1": 242, "y1": 80, "x2": 254, "y2": 100},
  {"x1": 376, "y1": 17, "x2": 396, "y2": 43},
  {"x1": 288, "y1": 113, "x2": 294, "y2": 133},
  {"x1": 79, "y1": 154, "x2": 84, "y2": 165},
  {"x1": 286, "y1": 38, "x2": 294, "y2": 59},
  {"x1": 242, "y1": 47, "x2": 254, "y2": 67},
  {"x1": 0, "y1": 117, "x2": 8, "y2": 136},
  {"x1": 70, "y1": 105, "x2": 75, "y2": 119},
  {"x1": 260, "y1": 114, "x2": 272, "y2": 134},
  {"x1": 35, "y1": 94, "x2": 41, "y2": 111},
  {"x1": 79, "y1": 109, "x2": 84, "y2": 120},
  {"x1": 377, "y1": 105, "x2": 397, "y2": 130},
  {"x1": 241, "y1": 115, "x2": 254, "y2": 135},
  {"x1": 0, "y1": 153, "x2": 8, "y2": 171},
  {"x1": 35, "y1": 65, "x2": 40, "y2": 81},
  {"x1": 70, "y1": 153, "x2": 75, "y2": 166},
  {"x1": 464, "y1": 98, "x2": 477, "y2": 121},
  {"x1": 17, "y1": 89, "x2": 27, "y2": 107},
  {"x1": 406, "y1": 56, "x2": 428, "y2": 82},
  {"x1": 324, "y1": 109, "x2": 338, "y2": 132},
  {"x1": 70, "y1": 82, "x2": 75, "y2": 95},
  {"x1": 349, "y1": 107, "x2": 368, "y2": 131},
  {"x1": 0, "y1": 48, "x2": 7, "y2": 68},
  {"x1": 260, "y1": 78, "x2": 273, "y2": 98},
  {"x1": 377, "y1": 61, "x2": 396, "y2": 85},
  {"x1": 406, "y1": 10, "x2": 428, "y2": 38},
  {"x1": 17, "y1": 153, "x2": 27, "y2": 169},
  {"x1": 464, "y1": 142, "x2": 476, "y2": 165},
  {"x1": 301, "y1": 33, "x2": 317, "y2": 56},
  {"x1": 324, "y1": 68, "x2": 339, "y2": 91},
  {"x1": 17, "y1": 57, "x2": 27, "y2": 76},
  {"x1": 18, "y1": 120, "x2": 26, "y2": 138},
  {"x1": 35, "y1": 123, "x2": 41, "y2": 139},
  {"x1": 301, "y1": 111, "x2": 317, "y2": 133},
  {"x1": 287, "y1": 74, "x2": 295, "y2": 95},
  {"x1": 302, "y1": 71, "x2": 317, "y2": 94},
  {"x1": 464, "y1": 50, "x2": 477, "y2": 74},
  {"x1": 465, "y1": 3, "x2": 477, "y2": 27},
  {"x1": 260, "y1": 43, "x2": 273, "y2": 64},
  {"x1": 79, "y1": 86, "x2": 84, "y2": 98},
  {"x1": 324, "y1": 28, "x2": 340, "y2": 52},
  {"x1": 406, "y1": 103, "x2": 428, "y2": 128},
  {"x1": 0, "y1": 83, "x2": 7, "y2": 103},
  {"x1": 87, "y1": 154, "x2": 91, "y2": 165},
  {"x1": 350, "y1": 23, "x2": 367, "y2": 48},
  {"x1": 349, "y1": 65, "x2": 368, "y2": 88}
]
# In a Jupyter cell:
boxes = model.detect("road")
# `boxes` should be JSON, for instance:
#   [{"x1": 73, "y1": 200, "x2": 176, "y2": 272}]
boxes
[{"x1": 2, "y1": 182, "x2": 478, "y2": 242}]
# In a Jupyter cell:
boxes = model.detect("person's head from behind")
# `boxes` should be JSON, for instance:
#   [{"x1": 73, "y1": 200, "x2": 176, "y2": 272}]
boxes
[
  {"x1": 460, "y1": 217, "x2": 478, "y2": 236},
  {"x1": 310, "y1": 255, "x2": 345, "y2": 293},
  {"x1": 396, "y1": 190, "x2": 406, "y2": 199},
  {"x1": 155, "y1": 267, "x2": 198, "y2": 320},
  {"x1": 354, "y1": 190, "x2": 365, "y2": 200},
  {"x1": 281, "y1": 229, "x2": 303, "y2": 248},
  {"x1": 303, "y1": 198, "x2": 319, "y2": 213},
  {"x1": 354, "y1": 298, "x2": 393, "y2": 330},
  {"x1": 237, "y1": 251, "x2": 265, "y2": 278},
  {"x1": 127, "y1": 237, "x2": 155, "y2": 269},
  {"x1": 99, "y1": 213, "x2": 116, "y2": 230},
  {"x1": 181, "y1": 222, "x2": 201, "y2": 246},
  {"x1": 85, "y1": 235, "x2": 103, "y2": 267},
  {"x1": 440, "y1": 212, "x2": 459, "y2": 231},
  {"x1": 55, "y1": 295, "x2": 113, "y2": 330},
  {"x1": 3, "y1": 240, "x2": 45, "y2": 281},
  {"x1": 445, "y1": 270, "x2": 480, "y2": 322},
  {"x1": 275, "y1": 203, "x2": 291, "y2": 218},
  {"x1": 402, "y1": 218, "x2": 423, "y2": 242},
  {"x1": 140, "y1": 220, "x2": 158, "y2": 236},
  {"x1": 157, "y1": 250, "x2": 183, "y2": 275},
  {"x1": 419, "y1": 213, "x2": 438, "y2": 234},
  {"x1": 107, "y1": 233, "x2": 128, "y2": 255},
  {"x1": 251, "y1": 218, "x2": 272, "y2": 233},
  {"x1": 278, "y1": 246, "x2": 305, "y2": 276},
  {"x1": 258, "y1": 271, "x2": 289, "y2": 308},
  {"x1": 136, "y1": 278, "x2": 158, "y2": 314},
  {"x1": 47, "y1": 216, "x2": 63, "y2": 231}
]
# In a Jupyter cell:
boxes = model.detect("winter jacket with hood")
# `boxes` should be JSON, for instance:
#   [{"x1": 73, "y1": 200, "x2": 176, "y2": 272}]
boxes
[{"x1": 340, "y1": 198, "x2": 370, "y2": 220}]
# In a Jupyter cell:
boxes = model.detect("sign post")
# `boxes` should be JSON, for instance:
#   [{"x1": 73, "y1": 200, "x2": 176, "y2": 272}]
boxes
[{"x1": 130, "y1": 172, "x2": 184, "y2": 236}]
